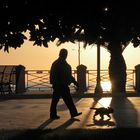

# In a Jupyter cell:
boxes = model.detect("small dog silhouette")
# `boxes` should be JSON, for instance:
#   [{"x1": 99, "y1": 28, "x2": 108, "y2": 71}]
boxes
[{"x1": 90, "y1": 107, "x2": 114, "y2": 120}]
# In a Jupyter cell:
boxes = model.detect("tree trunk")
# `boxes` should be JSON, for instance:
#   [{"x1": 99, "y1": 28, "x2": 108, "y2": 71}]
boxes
[{"x1": 109, "y1": 51, "x2": 127, "y2": 93}]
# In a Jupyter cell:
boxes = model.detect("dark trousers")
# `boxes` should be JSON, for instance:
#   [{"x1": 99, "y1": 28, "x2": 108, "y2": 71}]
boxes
[{"x1": 50, "y1": 85, "x2": 78, "y2": 117}]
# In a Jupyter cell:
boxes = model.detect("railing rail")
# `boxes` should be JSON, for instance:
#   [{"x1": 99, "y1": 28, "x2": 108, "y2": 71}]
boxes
[{"x1": 25, "y1": 69, "x2": 135, "y2": 92}]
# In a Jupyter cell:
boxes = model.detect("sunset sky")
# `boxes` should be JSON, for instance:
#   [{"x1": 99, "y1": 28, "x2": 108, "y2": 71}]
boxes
[{"x1": 0, "y1": 39, "x2": 140, "y2": 71}]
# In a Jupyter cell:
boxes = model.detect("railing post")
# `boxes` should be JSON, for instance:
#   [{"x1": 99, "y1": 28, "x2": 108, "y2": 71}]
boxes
[
  {"x1": 15, "y1": 65, "x2": 26, "y2": 93},
  {"x1": 77, "y1": 64, "x2": 87, "y2": 93},
  {"x1": 135, "y1": 64, "x2": 140, "y2": 92}
]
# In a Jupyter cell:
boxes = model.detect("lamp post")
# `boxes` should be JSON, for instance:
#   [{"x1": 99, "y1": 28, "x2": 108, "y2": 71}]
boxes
[
  {"x1": 94, "y1": 42, "x2": 103, "y2": 95},
  {"x1": 78, "y1": 42, "x2": 81, "y2": 66}
]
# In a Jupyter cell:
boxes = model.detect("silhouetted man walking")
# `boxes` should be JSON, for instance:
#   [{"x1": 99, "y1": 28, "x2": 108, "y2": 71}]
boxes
[{"x1": 49, "y1": 48, "x2": 82, "y2": 119}]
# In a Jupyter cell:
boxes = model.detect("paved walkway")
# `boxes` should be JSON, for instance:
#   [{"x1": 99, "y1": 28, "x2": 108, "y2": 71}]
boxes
[{"x1": 1, "y1": 95, "x2": 140, "y2": 130}]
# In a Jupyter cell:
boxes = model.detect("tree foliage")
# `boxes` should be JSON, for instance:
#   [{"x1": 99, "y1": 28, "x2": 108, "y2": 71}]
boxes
[{"x1": 0, "y1": 0, "x2": 140, "y2": 52}]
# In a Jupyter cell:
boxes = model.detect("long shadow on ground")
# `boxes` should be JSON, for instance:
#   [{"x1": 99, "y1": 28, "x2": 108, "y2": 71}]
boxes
[{"x1": 111, "y1": 97, "x2": 138, "y2": 127}]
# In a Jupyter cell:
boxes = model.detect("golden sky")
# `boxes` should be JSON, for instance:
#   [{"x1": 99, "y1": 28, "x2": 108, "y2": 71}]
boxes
[{"x1": 0, "y1": 40, "x2": 140, "y2": 71}]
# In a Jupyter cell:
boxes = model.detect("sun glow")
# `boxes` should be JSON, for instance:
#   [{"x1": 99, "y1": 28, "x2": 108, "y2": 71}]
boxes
[
  {"x1": 98, "y1": 98, "x2": 112, "y2": 108},
  {"x1": 101, "y1": 81, "x2": 111, "y2": 92}
]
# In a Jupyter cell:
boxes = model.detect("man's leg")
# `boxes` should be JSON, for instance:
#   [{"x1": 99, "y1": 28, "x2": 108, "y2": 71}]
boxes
[
  {"x1": 61, "y1": 86, "x2": 82, "y2": 118},
  {"x1": 50, "y1": 89, "x2": 60, "y2": 119}
]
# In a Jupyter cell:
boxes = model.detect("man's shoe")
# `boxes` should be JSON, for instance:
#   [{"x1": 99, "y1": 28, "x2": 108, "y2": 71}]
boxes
[
  {"x1": 50, "y1": 115, "x2": 60, "y2": 120},
  {"x1": 71, "y1": 112, "x2": 82, "y2": 118}
]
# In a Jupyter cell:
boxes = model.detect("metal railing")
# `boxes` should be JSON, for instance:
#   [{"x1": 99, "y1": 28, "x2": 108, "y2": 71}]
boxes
[
  {"x1": 25, "y1": 69, "x2": 135, "y2": 92},
  {"x1": 25, "y1": 70, "x2": 52, "y2": 91}
]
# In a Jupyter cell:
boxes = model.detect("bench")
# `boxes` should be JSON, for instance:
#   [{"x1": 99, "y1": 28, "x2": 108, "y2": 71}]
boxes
[{"x1": 0, "y1": 65, "x2": 26, "y2": 94}]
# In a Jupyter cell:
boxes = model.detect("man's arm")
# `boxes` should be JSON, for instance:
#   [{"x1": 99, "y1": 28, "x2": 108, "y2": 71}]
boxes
[
  {"x1": 67, "y1": 63, "x2": 79, "y2": 89},
  {"x1": 71, "y1": 76, "x2": 79, "y2": 89}
]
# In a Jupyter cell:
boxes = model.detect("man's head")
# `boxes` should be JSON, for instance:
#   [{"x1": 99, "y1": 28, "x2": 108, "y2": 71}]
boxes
[{"x1": 59, "y1": 49, "x2": 68, "y2": 60}]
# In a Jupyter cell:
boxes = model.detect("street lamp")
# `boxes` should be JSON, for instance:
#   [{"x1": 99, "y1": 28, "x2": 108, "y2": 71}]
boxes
[
  {"x1": 78, "y1": 42, "x2": 81, "y2": 66},
  {"x1": 94, "y1": 40, "x2": 103, "y2": 96}
]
